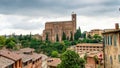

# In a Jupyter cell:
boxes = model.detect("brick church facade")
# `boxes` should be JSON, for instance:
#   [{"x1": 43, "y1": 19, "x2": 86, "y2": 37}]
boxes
[{"x1": 42, "y1": 13, "x2": 76, "y2": 42}]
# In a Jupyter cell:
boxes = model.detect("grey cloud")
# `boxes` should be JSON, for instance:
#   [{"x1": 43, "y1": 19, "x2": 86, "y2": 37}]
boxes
[
  {"x1": 0, "y1": 0, "x2": 119, "y2": 17},
  {"x1": 11, "y1": 20, "x2": 44, "y2": 30},
  {"x1": 0, "y1": 15, "x2": 44, "y2": 30}
]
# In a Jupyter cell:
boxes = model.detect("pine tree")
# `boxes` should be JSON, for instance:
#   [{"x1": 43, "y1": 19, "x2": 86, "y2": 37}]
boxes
[{"x1": 74, "y1": 27, "x2": 82, "y2": 40}]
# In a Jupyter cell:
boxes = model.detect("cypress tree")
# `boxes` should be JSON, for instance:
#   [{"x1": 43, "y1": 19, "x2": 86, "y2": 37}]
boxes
[
  {"x1": 46, "y1": 33, "x2": 49, "y2": 41},
  {"x1": 56, "y1": 34, "x2": 59, "y2": 42},
  {"x1": 70, "y1": 32, "x2": 73, "y2": 41},
  {"x1": 62, "y1": 32, "x2": 66, "y2": 40},
  {"x1": 74, "y1": 27, "x2": 82, "y2": 40}
]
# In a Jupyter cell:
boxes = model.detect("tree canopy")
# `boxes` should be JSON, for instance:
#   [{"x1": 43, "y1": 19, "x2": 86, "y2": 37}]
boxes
[
  {"x1": 51, "y1": 51, "x2": 59, "y2": 57},
  {"x1": 57, "y1": 50, "x2": 85, "y2": 68}
]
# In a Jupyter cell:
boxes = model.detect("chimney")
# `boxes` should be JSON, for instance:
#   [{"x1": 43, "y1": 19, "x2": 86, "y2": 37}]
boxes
[{"x1": 115, "y1": 23, "x2": 119, "y2": 30}]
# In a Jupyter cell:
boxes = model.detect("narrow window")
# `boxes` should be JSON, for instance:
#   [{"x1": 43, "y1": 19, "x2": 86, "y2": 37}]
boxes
[
  {"x1": 107, "y1": 36, "x2": 109, "y2": 45},
  {"x1": 118, "y1": 55, "x2": 120, "y2": 62},
  {"x1": 110, "y1": 56, "x2": 113, "y2": 64},
  {"x1": 110, "y1": 35, "x2": 112, "y2": 45},
  {"x1": 114, "y1": 35, "x2": 117, "y2": 46},
  {"x1": 104, "y1": 36, "x2": 106, "y2": 46}
]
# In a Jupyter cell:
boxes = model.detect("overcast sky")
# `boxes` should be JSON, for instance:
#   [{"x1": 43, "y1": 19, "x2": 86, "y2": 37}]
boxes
[{"x1": 0, "y1": 0, "x2": 120, "y2": 35}]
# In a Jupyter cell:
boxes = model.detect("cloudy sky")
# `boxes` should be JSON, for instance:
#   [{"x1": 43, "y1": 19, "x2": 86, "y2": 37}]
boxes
[{"x1": 0, "y1": 0, "x2": 120, "y2": 35}]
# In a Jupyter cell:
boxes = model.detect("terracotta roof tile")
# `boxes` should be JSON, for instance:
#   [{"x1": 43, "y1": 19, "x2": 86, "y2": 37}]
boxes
[
  {"x1": 47, "y1": 58, "x2": 61, "y2": 67},
  {"x1": 19, "y1": 54, "x2": 32, "y2": 63},
  {"x1": 31, "y1": 53, "x2": 42, "y2": 61},
  {"x1": 0, "y1": 50, "x2": 21, "y2": 61},
  {"x1": 39, "y1": 54, "x2": 48, "y2": 61},
  {"x1": 0, "y1": 56, "x2": 14, "y2": 68},
  {"x1": 20, "y1": 48, "x2": 35, "y2": 53},
  {"x1": 13, "y1": 48, "x2": 41, "y2": 62}
]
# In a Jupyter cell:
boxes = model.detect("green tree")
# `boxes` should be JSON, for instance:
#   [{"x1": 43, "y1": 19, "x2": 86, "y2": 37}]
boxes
[
  {"x1": 62, "y1": 32, "x2": 66, "y2": 40},
  {"x1": 81, "y1": 31, "x2": 86, "y2": 38},
  {"x1": 6, "y1": 41, "x2": 16, "y2": 49},
  {"x1": 57, "y1": 50, "x2": 85, "y2": 68},
  {"x1": 94, "y1": 55, "x2": 99, "y2": 68},
  {"x1": 5, "y1": 37, "x2": 17, "y2": 44},
  {"x1": 87, "y1": 34, "x2": 92, "y2": 39},
  {"x1": 70, "y1": 32, "x2": 73, "y2": 41},
  {"x1": 18, "y1": 34, "x2": 23, "y2": 41},
  {"x1": 84, "y1": 53, "x2": 87, "y2": 63},
  {"x1": 93, "y1": 34, "x2": 102, "y2": 42},
  {"x1": 56, "y1": 34, "x2": 59, "y2": 42},
  {"x1": 64, "y1": 40, "x2": 71, "y2": 46},
  {"x1": 51, "y1": 51, "x2": 59, "y2": 57},
  {"x1": 46, "y1": 33, "x2": 49, "y2": 41},
  {"x1": 21, "y1": 40, "x2": 30, "y2": 47},
  {"x1": 74, "y1": 27, "x2": 81, "y2": 40},
  {"x1": 0, "y1": 36, "x2": 6, "y2": 47}
]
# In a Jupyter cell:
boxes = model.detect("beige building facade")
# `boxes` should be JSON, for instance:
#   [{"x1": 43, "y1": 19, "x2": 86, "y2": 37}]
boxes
[
  {"x1": 86, "y1": 29, "x2": 103, "y2": 37},
  {"x1": 103, "y1": 23, "x2": 120, "y2": 68},
  {"x1": 42, "y1": 13, "x2": 76, "y2": 42}
]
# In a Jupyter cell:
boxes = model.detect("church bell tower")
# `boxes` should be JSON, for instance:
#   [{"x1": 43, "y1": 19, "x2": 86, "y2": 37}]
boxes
[{"x1": 72, "y1": 12, "x2": 76, "y2": 33}]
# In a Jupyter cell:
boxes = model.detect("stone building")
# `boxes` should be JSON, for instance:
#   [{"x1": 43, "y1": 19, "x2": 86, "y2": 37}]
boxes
[
  {"x1": 76, "y1": 43, "x2": 103, "y2": 54},
  {"x1": 86, "y1": 29, "x2": 103, "y2": 37},
  {"x1": 32, "y1": 34, "x2": 42, "y2": 40},
  {"x1": 0, "y1": 56, "x2": 14, "y2": 68},
  {"x1": 103, "y1": 23, "x2": 120, "y2": 68},
  {"x1": 42, "y1": 13, "x2": 76, "y2": 42},
  {"x1": 76, "y1": 43, "x2": 104, "y2": 68}
]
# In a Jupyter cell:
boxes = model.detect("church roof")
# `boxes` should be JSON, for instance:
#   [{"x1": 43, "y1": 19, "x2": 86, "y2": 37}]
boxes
[{"x1": 46, "y1": 20, "x2": 72, "y2": 24}]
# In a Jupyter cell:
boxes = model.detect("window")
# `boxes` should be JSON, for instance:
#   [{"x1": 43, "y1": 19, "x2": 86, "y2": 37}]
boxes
[
  {"x1": 114, "y1": 35, "x2": 117, "y2": 46},
  {"x1": 118, "y1": 55, "x2": 120, "y2": 62},
  {"x1": 104, "y1": 36, "x2": 106, "y2": 46},
  {"x1": 110, "y1": 56, "x2": 113, "y2": 64},
  {"x1": 108, "y1": 35, "x2": 111, "y2": 45},
  {"x1": 107, "y1": 36, "x2": 109, "y2": 45},
  {"x1": 110, "y1": 35, "x2": 112, "y2": 45}
]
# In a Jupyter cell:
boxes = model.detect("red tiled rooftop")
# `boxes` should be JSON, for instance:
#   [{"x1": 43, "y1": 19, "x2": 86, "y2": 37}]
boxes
[
  {"x1": 20, "y1": 48, "x2": 35, "y2": 53},
  {"x1": 0, "y1": 56, "x2": 14, "y2": 68},
  {"x1": 31, "y1": 53, "x2": 42, "y2": 61},
  {"x1": 47, "y1": 58, "x2": 61, "y2": 67},
  {"x1": 0, "y1": 50, "x2": 21, "y2": 61},
  {"x1": 19, "y1": 53, "x2": 33, "y2": 63}
]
